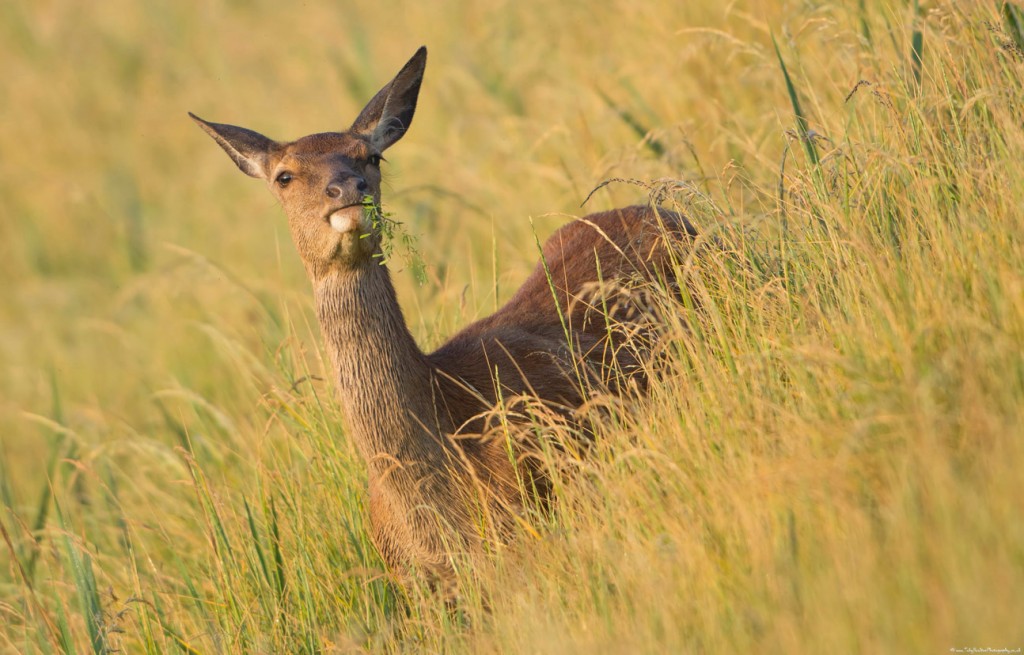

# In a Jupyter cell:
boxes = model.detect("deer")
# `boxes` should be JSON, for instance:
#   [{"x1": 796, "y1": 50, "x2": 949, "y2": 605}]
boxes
[{"x1": 190, "y1": 46, "x2": 696, "y2": 591}]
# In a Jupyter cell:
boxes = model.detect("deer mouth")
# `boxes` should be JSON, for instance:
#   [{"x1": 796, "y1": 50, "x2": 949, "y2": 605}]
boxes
[{"x1": 326, "y1": 204, "x2": 365, "y2": 234}]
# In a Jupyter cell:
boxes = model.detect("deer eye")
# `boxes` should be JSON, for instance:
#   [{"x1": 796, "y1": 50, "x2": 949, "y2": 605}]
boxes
[
  {"x1": 275, "y1": 172, "x2": 293, "y2": 187},
  {"x1": 366, "y1": 154, "x2": 383, "y2": 167}
]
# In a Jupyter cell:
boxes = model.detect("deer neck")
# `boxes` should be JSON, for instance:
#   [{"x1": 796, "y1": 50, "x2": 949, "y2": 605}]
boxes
[{"x1": 312, "y1": 262, "x2": 458, "y2": 476}]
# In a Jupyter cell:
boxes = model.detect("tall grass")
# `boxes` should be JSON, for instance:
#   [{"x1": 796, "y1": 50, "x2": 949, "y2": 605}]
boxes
[{"x1": 2, "y1": 1, "x2": 1022, "y2": 652}]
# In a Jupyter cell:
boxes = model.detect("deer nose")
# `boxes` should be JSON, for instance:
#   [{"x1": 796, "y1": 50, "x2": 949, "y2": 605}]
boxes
[{"x1": 326, "y1": 176, "x2": 369, "y2": 199}]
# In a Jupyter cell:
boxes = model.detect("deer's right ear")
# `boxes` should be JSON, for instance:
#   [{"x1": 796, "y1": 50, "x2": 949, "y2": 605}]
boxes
[{"x1": 189, "y1": 113, "x2": 274, "y2": 179}]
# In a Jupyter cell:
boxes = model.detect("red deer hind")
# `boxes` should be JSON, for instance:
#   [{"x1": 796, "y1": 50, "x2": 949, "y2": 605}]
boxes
[{"x1": 191, "y1": 46, "x2": 695, "y2": 589}]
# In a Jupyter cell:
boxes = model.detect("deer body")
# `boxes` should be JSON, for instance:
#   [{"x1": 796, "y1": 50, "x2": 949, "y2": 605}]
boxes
[{"x1": 192, "y1": 47, "x2": 695, "y2": 585}]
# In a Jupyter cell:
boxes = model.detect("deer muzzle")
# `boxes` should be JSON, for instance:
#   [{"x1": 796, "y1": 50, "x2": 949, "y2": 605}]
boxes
[{"x1": 328, "y1": 205, "x2": 365, "y2": 235}]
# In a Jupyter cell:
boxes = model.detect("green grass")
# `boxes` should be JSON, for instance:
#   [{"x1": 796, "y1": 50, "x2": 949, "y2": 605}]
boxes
[{"x1": 2, "y1": 1, "x2": 1023, "y2": 652}]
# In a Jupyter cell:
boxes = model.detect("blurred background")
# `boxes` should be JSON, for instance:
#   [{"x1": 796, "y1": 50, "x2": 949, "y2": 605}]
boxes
[{"x1": 3, "y1": 1, "x2": 1023, "y2": 653}]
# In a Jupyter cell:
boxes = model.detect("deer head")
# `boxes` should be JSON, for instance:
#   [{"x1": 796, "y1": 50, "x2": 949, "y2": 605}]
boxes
[{"x1": 190, "y1": 47, "x2": 427, "y2": 279}]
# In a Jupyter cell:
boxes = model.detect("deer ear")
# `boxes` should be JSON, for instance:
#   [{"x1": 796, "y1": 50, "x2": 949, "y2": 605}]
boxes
[
  {"x1": 350, "y1": 46, "x2": 427, "y2": 151},
  {"x1": 189, "y1": 113, "x2": 275, "y2": 179}
]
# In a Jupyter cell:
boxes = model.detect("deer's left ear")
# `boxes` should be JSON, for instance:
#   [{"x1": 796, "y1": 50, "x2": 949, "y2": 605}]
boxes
[
  {"x1": 349, "y1": 46, "x2": 427, "y2": 152},
  {"x1": 189, "y1": 112, "x2": 276, "y2": 179}
]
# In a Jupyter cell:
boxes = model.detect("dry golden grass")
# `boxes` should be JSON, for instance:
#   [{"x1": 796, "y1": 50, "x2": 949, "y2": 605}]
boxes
[{"x1": 2, "y1": 1, "x2": 1023, "y2": 653}]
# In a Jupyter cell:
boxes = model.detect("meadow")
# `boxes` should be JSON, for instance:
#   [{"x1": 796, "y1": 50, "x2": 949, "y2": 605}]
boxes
[{"x1": 2, "y1": 0, "x2": 1023, "y2": 652}]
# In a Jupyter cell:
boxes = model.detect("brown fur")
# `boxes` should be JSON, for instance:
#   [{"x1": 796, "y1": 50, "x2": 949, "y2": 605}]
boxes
[{"x1": 191, "y1": 47, "x2": 696, "y2": 588}]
